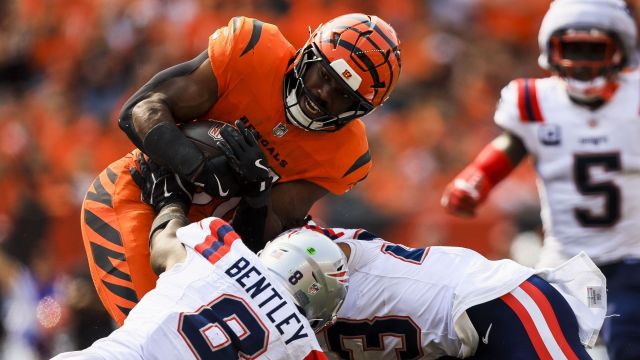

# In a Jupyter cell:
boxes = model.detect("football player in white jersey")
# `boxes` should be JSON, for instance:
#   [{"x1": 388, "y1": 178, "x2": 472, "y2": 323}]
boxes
[
  {"x1": 441, "y1": 0, "x2": 640, "y2": 358},
  {"x1": 269, "y1": 225, "x2": 605, "y2": 359},
  {"x1": 52, "y1": 126, "x2": 347, "y2": 359}
]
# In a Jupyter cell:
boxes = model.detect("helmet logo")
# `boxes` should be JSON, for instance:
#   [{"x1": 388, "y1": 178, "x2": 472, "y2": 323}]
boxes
[
  {"x1": 326, "y1": 270, "x2": 349, "y2": 284},
  {"x1": 306, "y1": 247, "x2": 317, "y2": 255},
  {"x1": 308, "y1": 282, "x2": 321, "y2": 295},
  {"x1": 330, "y1": 59, "x2": 362, "y2": 91}
]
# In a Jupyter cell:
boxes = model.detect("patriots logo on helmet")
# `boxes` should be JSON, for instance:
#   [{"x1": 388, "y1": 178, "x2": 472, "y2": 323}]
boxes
[{"x1": 326, "y1": 270, "x2": 348, "y2": 284}]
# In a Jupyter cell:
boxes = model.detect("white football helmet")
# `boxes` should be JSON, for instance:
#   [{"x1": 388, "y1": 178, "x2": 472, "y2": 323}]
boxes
[
  {"x1": 259, "y1": 228, "x2": 348, "y2": 332},
  {"x1": 538, "y1": 0, "x2": 638, "y2": 102}
]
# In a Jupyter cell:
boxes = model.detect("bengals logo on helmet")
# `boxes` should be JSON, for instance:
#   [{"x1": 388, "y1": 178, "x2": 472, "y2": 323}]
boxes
[
  {"x1": 284, "y1": 14, "x2": 402, "y2": 131},
  {"x1": 311, "y1": 13, "x2": 402, "y2": 107}
]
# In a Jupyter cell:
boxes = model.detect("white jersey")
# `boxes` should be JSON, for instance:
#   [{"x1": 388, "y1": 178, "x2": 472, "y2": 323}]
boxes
[
  {"x1": 315, "y1": 228, "x2": 535, "y2": 359},
  {"x1": 53, "y1": 217, "x2": 324, "y2": 360},
  {"x1": 494, "y1": 70, "x2": 640, "y2": 265}
]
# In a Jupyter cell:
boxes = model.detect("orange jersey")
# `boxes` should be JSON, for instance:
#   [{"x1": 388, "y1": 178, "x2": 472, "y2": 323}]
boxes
[
  {"x1": 204, "y1": 16, "x2": 371, "y2": 194},
  {"x1": 83, "y1": 17, "x2": 371, "y2": 325}
]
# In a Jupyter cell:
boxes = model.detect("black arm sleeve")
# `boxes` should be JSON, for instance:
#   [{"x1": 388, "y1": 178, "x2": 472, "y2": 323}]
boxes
[
  {"x1": 118, "y1": 50, "x2": 209, "y2": 151},
  {"x1": 142, "y1": 122, "x2": 205, "y2": 180},
  {"x1": 231, "y1": 199, "x2": 269, "y2": 253}
]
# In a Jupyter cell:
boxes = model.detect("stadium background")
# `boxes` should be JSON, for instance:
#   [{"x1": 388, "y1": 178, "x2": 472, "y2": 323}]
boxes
[{"x1": 0, "y1": 0, "x2": 635, "y2": 358}]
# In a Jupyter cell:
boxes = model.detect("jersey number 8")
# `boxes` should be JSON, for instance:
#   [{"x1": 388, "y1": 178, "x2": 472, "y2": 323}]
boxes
[{"x1": 179, "y1": 294, "x2": 269, "y2": 359}]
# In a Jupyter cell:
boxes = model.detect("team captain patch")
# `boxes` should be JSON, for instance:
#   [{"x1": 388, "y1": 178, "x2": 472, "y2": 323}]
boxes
[{"x1": 538, "y1": 124, "x2": 561, "y2": 146}]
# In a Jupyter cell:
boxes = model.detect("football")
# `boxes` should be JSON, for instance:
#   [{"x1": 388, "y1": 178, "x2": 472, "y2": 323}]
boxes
[{"x1": 179, "y1": 119, "x2": 234, "y2": 157}]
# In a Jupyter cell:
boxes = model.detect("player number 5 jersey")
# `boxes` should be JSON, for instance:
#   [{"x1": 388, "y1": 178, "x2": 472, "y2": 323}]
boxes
[{"x1": 494, "y1": 70, "x2": 640, "y2": 264}]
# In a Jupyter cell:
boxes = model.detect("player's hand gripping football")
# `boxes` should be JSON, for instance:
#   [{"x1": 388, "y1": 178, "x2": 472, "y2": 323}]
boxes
[
  {"x1": 217, "y1": 120, "x2": 272, "y2": 207},
  {"x1": 441, "y1": 168, "x2": 491, "y2": 217},
  {"x1": 130, "y1": 153, "x2": 195, "y2": 213}
]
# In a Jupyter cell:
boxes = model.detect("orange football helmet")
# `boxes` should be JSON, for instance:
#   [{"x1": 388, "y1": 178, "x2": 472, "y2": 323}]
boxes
[{"x1": 284, "y1": 13, "x2": 402, "y2": 131}]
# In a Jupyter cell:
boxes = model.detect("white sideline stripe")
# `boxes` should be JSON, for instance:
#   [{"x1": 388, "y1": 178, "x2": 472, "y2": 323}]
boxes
[{"x1": 511, "y1": 287, "x2": 567, "y2": 360}]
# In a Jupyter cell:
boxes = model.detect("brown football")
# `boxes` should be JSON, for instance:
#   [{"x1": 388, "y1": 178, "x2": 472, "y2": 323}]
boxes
[{"x1": 180, "y1": 119, "x2": 233, "y2": 157}]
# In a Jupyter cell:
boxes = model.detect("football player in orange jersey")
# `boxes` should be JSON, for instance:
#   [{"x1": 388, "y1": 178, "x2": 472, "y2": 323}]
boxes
[{"x1": 81, "y1": 13, "x2": 401, "y2": 325}]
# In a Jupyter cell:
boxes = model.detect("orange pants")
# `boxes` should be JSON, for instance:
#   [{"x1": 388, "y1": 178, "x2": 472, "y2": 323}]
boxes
[{"x1": 81, "y1": 150, "x2": 227, "y2": 325}]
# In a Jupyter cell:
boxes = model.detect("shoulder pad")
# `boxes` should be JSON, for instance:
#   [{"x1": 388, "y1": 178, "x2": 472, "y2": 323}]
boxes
[{"x1": 514, "y1": 78, "x2": 545, "y2": 123}]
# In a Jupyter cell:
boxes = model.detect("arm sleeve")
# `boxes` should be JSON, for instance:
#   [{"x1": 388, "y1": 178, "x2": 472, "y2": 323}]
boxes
[
  {"x1": 118, "y1": 50, "x2": 210, "y2": 152},
  {"x1": 231, "y1": 199, "x2": 268, "y2": 253}
]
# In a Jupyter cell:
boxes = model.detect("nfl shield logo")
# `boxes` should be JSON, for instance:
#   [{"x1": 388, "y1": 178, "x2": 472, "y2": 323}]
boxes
[
  {"x1": 538, "y1": 124, "x2": 561, "y2": 146},
  {"x1": 308, "y1": 283, "x2": 320, "y2": 295},
  {"x1": 273, "y1": 123, "x2": 288, "y2": 137}
]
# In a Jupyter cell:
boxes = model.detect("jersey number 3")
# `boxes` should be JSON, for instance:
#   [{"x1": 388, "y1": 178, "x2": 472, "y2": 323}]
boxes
[
  {"x1": 573, "y1": 153, "x2": 621, "y2": 227},
  {"x1": 324, "y1": 317, "x2": 422, "y2": 359},
  {"x1": 179, "y1": 294, "x2": 269, "y2": 359}
]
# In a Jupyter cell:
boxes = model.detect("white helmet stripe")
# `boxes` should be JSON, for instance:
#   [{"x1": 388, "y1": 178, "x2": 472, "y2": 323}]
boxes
[{"x1": 330, "y1": 58, "x2": 362, "y2": 91}]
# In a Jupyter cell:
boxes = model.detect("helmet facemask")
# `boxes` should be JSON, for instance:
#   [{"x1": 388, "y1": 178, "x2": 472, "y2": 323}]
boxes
[
  {"x1": 548, "y1": 29, "x2": 625, "y2": 102},
  {"x1": 284, "y1": 13, "x2": 401, "y2": 131},
  {"x1": 284, "y1": 43, "x2": 374, "y2": 132},
  {"x1": 537, "y1": 0, "x2": 638, "y2": 104}
]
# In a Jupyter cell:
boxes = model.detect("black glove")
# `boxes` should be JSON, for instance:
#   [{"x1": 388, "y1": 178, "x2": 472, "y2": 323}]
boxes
[
  {"x1": 130, "y1": 152, "x2": 195, "y2": 213},
  {"x1": 193, "y1": 156, "x2": 242, "y2": 199},
  {"x1": 217, "y1": 120, "x2": 272, "y2": 207}
]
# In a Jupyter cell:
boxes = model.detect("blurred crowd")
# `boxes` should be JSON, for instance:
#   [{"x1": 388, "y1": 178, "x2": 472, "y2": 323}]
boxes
[{"x1": 1, "y1": 0, "x2": 637, "y2": 358}]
